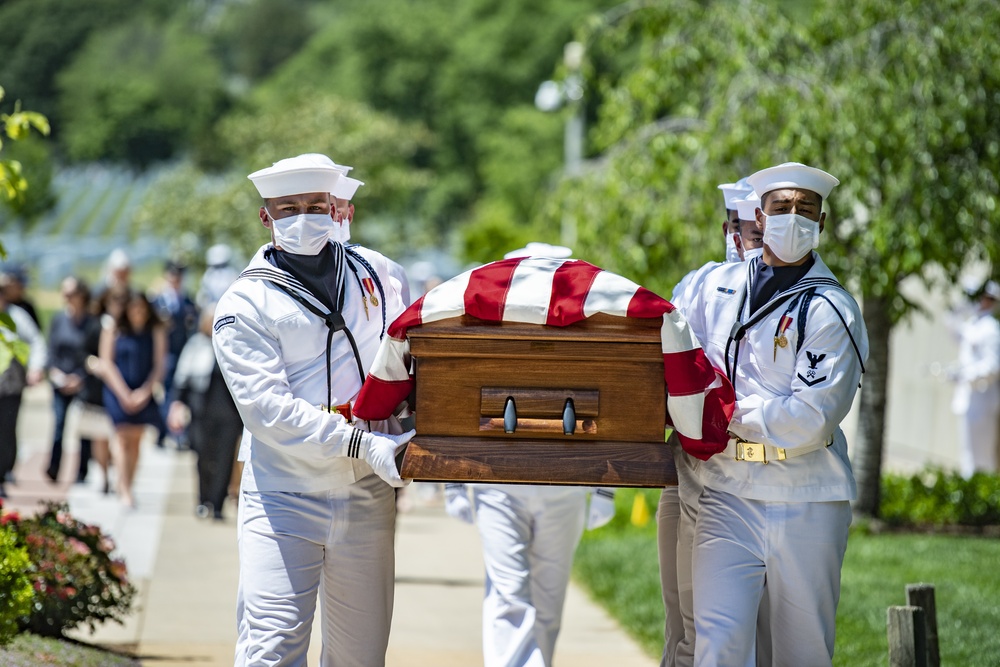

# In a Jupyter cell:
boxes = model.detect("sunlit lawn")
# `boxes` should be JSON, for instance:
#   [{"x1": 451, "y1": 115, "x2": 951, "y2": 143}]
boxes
[{"x1": 573, "y1": 489, "x2": 1000, "y2": 666}]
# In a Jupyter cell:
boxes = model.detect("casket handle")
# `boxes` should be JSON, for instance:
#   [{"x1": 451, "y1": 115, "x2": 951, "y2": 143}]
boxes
[
  {"x1": 503, "y1": 396, "x2": 517, "y2": 433},
  {"x1": 563, "y1": 398, "x2": 576, "y2": 435}
]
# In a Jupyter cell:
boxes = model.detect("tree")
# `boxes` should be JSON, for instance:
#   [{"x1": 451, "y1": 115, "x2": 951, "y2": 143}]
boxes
[
  {"x1": 137, "y1": 92, "x2": 434, "y2": 263},
  {"x1": 535, "y1": 0, "x2": 1000, "y2": 516},
  {"x1": 0, "y1": 0, "x2": 150, "y2": 123},
  {"x1": 56, "y1": 14, "x2": 226, "y2": 167},
  {"x1": 262, "y1": 0, "x2": 617, "y2": 226},
  {"x1": 808, "y1": 0, "x2": 1000, "y2": 516}
]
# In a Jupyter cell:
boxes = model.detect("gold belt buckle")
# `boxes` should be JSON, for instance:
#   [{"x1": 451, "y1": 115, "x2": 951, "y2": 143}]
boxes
[{"x1": 736, "y1": 440, "x2": 768, "y2": 463}]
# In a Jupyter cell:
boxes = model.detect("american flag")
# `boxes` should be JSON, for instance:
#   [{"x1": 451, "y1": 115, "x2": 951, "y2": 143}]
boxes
[{"x1": 353, "y1": 257, "x2": 734, "y2": 459}]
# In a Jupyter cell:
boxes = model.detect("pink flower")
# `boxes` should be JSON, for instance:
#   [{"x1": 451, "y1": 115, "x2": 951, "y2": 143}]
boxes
[{"x1": 67, "y1": 537, "x2": 91, "y2": 556}]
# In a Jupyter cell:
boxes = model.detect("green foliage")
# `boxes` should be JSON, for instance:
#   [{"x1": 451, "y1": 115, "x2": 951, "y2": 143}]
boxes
[
  {"x1": 0, "y1": 87, "x2": 51, "y2": 206},
  {"x1": 210, "y1": 0, "x2": 322, "y2": 83},
  {"x1": 837, "y1": 532, "x2": 1000, "y2": 666},
  {"x1": 138, "y1": 91, "x2": 434, "y2": 262},
  {"x1": 541, "y1": 0, "x2": 1000, "y2": 321},
  {"x1": 880, "y1": 468, "x2": 1000, "y2": 528},
  {"x1": 574, "y1": 488, "x2": 663, "y2": 654},
  {"x1": 573, "y1": 489, "x2": 1000, "y2": 664},
  {"x1": 8, "y1": 502, "x2": 136, "y2": 638},
  {"x1": 265, "y1": 0, "x2": 616, "y2": 224},
  {"x1": 0, "y1": 517, "x2": 33, "y2": 647},
  {"x1": 209, "y1": 92, "x2": 431, "y2": 215},
  {"x1": 56, "y1": 14, "x2": 226, "y2": 166},
  {"x1": 0, "y1": 0, "x2": 149, "y2": 122},
  {"x1": 0, "y1": 135, "x2": 56, "y2": 221},
  {"x1": 460, "y1": 105, "x2": 565, "y2": 263}
]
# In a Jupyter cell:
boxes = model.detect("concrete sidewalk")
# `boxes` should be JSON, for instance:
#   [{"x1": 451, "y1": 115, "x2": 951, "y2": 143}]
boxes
[{"x1": 7, "y1": 385, "x2": 657, "y2": 666}]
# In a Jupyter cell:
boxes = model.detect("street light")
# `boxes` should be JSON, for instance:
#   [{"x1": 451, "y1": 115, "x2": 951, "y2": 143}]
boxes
[{"x1": 535, "y1": 41, "x2": 586, "y2": 248}]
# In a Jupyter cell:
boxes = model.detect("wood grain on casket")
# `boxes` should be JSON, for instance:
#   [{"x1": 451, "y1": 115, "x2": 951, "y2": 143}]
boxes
[{"x1": 400, "y1": 436, "x2": 677, "y2": 487}]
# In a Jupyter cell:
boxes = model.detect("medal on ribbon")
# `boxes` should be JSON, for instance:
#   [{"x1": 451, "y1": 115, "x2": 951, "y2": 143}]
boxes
[
  {"x1": 362, "y1": 277, "x2": 379, "y2": 307},
  {"x1": 773, "y1": 314, "x2": 793, "y2": 361}
]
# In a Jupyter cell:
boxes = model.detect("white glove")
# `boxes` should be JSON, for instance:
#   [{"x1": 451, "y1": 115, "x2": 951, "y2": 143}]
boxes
[
  {"x1": 348, "y1": 427, "x2": 415, "y2": 488},
  {"x1": 587, "y1": 488, "x2": 616, "y2": 530},
  {"x1": 444, "y1": 484, "x2": 474, "y2": 524}
]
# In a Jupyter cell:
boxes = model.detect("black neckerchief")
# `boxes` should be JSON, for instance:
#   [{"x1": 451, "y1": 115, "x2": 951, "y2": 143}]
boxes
[
  {"x1": 749, "y1": 254, "x2": 815, "y2": 315},
  {"x1": 265, "y1": 242, "x2": 346, "y2": 314}
]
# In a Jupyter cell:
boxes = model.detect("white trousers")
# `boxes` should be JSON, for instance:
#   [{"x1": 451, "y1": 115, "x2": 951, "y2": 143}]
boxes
[
  {"x1": 472, "y1": 485, "x2": 587, "y2": 667},
  {"x1": 692, "y1": 488, "x2": 851, "y2": 667},
  {"x1": 959, "y1": 397, "x2": 1000, "y2": 478},
  {"x1": 656, "y1": 485, "x2": 684, "y2": 667},
  {"x1": 236, "y1": 473, "x2": 396, "y2": 667}
]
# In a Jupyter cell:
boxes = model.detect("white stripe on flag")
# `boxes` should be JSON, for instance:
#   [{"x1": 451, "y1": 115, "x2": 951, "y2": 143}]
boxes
[
  {"x1": 583, "y1": 270, "x2": 641, "y2": 318},
  {"x1": 503, "y1": 258, "x2": 568, "y2": 324},
  {"x1": 370, "y1": 337, "x2": 411, "y2": 383},
  {"x1": 667, "y1": 392, "x2": 708, "y2": 441},
  {"x1": 420, "y1": 268, "x2": 472, "y2": 325},
  {"x1": 660, "y1": 308, "x2": 699, "y2": 354}
]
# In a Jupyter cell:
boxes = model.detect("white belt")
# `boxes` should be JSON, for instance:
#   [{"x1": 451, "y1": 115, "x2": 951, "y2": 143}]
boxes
[{"x1": 724, "y1": 435, "x2": 833, "y2": 464}]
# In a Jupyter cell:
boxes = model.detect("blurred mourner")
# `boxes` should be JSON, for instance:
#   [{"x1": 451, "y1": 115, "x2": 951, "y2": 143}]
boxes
[{"x1": 948, "y1": 279, "x2": 1000, "y2": 477}]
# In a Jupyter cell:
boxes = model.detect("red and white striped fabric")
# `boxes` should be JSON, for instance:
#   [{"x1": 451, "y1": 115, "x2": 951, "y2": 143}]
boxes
[{"x1": 353, "y1": 257, "x2": 734, "y2": 459}]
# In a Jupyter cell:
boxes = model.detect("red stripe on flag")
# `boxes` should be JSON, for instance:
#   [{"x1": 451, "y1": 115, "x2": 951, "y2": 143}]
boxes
[
  {"x1": 464, "y1": 258, "x2": 524, "y2": 322},
  {"x1": 387, "y1": 294, "x2": 426, "y2": 339},
  {"x1": 353, "y1": 375, "x2": 413, "y2": 421},
  {"x1": 663, "y1": 349, "x2": 715, "y2": 396},
  {"x1": 546, "y1": 261, "x2": 603, "y2": 326},
  {"x1": 675, "y1": 373, "x2": 735, "y2": 460},
  {"x1": 627, "y1": 287, "x2": 673, "y2": 319}
]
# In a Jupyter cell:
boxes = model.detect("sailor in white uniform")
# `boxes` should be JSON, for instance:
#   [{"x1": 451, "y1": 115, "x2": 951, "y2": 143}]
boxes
[
  {"x1": 661, "y1": 188, "x2": 766, "y2": 667},
  {"x1": 213, "y1": 154, "x2": 414, "y2": 667},
  {"x1": 949, "y1": 279, "x2": 1000, "y2": 477},
  {"x1": 684, "y1": 162, "x2": 868, "y2": 667},
  {"x1": 658, "y1": 176, "x2": 754, "y2": 666},
  {"x1": 441, "y1": 242, "x2": 616, "y2": 667}
]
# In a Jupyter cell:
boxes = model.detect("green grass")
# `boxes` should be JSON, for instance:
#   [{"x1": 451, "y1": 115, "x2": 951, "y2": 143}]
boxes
[
  {"x1": 0, "y1": 633, "x2": 138, "y2": 667},
  {"x1": 573, "y1": 489, "x2": 1000, "y2": 666}
]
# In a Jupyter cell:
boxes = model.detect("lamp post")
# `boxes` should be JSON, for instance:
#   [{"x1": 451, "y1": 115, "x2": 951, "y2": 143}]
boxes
[{"x1": 535, "y1": 41, "x2": 586, "y2": 248}]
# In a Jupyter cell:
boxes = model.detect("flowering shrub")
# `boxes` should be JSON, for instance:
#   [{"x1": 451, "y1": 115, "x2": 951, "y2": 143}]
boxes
[
  {"x1": 8, "y1": 501, "x2": 136, "y2": 637},
  {"x1": 0, "y1": 505, "x2": 33, "y2": 646}
]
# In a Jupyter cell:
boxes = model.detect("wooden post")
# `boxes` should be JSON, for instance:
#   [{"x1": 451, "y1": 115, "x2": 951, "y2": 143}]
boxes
[
  {"x1": 906, "y1": 583, "x2": 940, "y2": 667},
  {"x1": 888, "y1": 606, "x2": 927, "y2": 667}
]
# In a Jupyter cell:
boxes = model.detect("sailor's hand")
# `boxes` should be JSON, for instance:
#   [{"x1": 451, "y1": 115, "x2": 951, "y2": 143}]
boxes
[
  {"x1": 444, "y1": 484, "x2": 474, "y2": 524},
  {"x1": 352, "y1": 428, "x2": 415, "y2": 488}
]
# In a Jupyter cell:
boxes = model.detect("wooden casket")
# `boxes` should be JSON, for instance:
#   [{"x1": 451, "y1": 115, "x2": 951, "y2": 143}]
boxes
[{"x1": 398, "y1": 313, "x2": 677, "y2": 487}]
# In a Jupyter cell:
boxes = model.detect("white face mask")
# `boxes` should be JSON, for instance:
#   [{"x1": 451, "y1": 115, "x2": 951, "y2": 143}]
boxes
[
  {"x1": 267, "y1": 209, "x2": 332, "y2": 255},
  {"x1": 330, "y1": 219, "x2": 351, "y2": 244},
  {"x1": 725, "y1": 232, "x2": 741, "y2": 263},
  {"x1": 762, "y1": 213, "x2": 820, "y2": 263},
  {"x1": 743, "y1": 246, "x2": 764, "y2": 261}
]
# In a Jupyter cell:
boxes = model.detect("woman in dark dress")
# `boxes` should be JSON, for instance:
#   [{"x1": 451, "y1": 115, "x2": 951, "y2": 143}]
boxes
[{"x1": 99, "y1": 290, "x2": 167, "y2": 508}]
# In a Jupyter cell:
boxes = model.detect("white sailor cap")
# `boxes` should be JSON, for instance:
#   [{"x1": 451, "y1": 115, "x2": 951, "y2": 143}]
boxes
[
  {"x1": 503, "y1": 242, "x2": 573, "y2": 259},
  {"x1": 747, "y1": 162, "x2": 839, "y2": 200},
  {"x1": 248, "y1": 154, "x2": 344, "y2": 198},
  {"x1": 717, "y1": 176, "x2": 753, "y2": 210},
  {"x1": 297, "y1": 153, "x2": 352, "y2": 175},
  {"x1": 736, "y1": 192, "x2": 760, "y2": 222},
  {"x1": 205, "y1": 243, "x2": 232, "y2": 267},
  {"x1": 332, "y1": 176, "x2": 365, "y2": 201}
]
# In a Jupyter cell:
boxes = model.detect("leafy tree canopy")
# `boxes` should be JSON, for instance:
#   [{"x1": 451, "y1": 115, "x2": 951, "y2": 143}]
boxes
[
  {"x1": 0, "y1": 0, "x2": 173, "y2": 123},
  {"x1": 56, "y1": 13, "x2": 227, "y2": 167}
]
